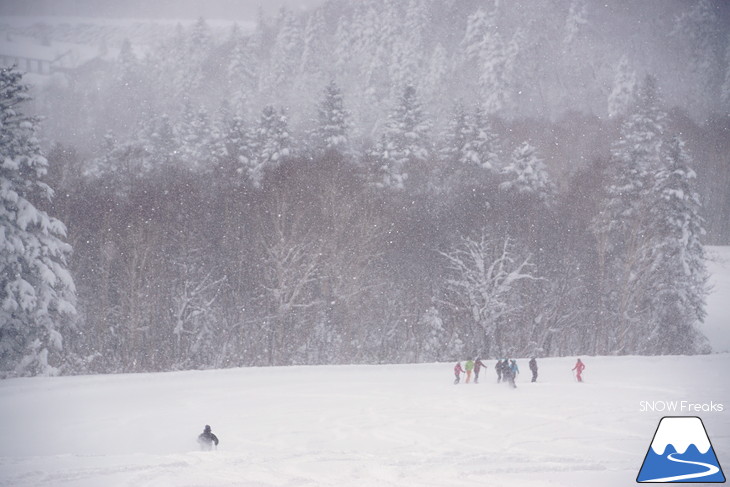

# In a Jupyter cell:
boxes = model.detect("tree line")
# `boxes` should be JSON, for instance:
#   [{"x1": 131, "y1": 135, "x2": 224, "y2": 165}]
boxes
[{"x1": 1, "y1": 61, "x2": 714, "y2": 376}]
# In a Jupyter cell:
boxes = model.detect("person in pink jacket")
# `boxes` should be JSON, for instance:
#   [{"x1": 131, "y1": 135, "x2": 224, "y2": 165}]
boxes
[
  {"x1": 572, "y1": 358, "x2": 585, "y2": 382},
  {"x1": 454, "y1": 362, "x2": 465, "y2": 384}
]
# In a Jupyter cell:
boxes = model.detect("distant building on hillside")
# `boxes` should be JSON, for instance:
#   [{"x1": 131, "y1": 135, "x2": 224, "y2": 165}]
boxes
[{"x1": 0, "y1": 34, "x2": 115, "y2": 75}]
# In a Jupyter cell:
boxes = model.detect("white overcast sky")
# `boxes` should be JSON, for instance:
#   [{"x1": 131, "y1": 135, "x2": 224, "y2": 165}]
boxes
[{"x1": 0, "y1": 0, "x2": 327, "y2": 20}]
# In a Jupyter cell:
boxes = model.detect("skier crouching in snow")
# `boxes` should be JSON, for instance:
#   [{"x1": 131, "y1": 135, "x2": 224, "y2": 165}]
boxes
[
  {"x1": 572, "y1": 358, "x2": 585, "y2": 382},
  {"x1": 198, "y1": 425, "x2": 219, "y2": 450},
  {"x1": 454, "y1": 361, "x2": 465, "y2": 384}
]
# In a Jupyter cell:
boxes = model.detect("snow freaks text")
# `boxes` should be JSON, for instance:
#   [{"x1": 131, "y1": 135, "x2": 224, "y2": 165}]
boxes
[{"x1": 639, "y1": 401, "x2": 725, "y2": 413}]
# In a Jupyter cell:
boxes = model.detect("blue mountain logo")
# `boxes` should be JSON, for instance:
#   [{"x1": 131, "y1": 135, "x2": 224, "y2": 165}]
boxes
[{"x1": 637, "y1": 416, "x2": 725, "y2": 483}]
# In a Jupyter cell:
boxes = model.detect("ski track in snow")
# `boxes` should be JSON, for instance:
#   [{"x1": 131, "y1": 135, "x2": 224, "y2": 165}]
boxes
[
  {"x1": 0, "y1": 355, "x2": 728, "y2": 487},
  {"x1": 641, "y1": 452, "x2": 720, "y2": 482}
]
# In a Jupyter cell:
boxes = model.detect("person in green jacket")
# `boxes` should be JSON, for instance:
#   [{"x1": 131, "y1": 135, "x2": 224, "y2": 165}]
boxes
[{"x1": 465, "y1": 358, "x2": 475, "y2": 383}]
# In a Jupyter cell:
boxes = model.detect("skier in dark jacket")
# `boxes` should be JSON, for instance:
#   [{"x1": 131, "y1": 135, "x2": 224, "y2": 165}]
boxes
[
  {"x1": 198, "y1": 425, "x2": 219, "y2": 450},
  {"x1": 529, "y1": 358, "x2": 538, "y2": 382},
  {"x1": 502, "y1": 359, "x2": 514, "y2": 387},
  {"x1": 473, "y1": 358, "x2": 486, "y2": 383},
  {"x1": 496, "y1": 359, "x2": 504, "y2": 383}
]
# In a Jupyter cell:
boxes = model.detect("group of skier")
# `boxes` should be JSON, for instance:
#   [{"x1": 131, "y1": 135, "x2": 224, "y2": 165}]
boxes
[
  {"x1": 197, "y1": 359, "x2": 587, "y2": 451},
  {"x1": 454, "y1": 358, "x2": 586, "y2": 387},
  {"x1": 453, "y1": 358, "x2": 488, "y2": 384}
]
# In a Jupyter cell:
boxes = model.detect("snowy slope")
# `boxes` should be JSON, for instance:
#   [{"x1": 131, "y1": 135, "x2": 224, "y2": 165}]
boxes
[
  {"x1": 0, "y1": 354, "x2": 728, "y2": 487},
  {"x1": 0, "y1": 246, "x2": 728, "y2": 486}
]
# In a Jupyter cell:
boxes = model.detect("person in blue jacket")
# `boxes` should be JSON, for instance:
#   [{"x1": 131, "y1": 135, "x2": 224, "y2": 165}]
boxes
[{"x1": 507, "y1": 359, "x2": 519, "y2": 388}]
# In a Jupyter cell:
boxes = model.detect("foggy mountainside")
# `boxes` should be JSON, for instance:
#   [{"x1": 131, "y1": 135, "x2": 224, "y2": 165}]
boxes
[{"x1": 1, "y1": 0, "x2": 730, "y2": 376}]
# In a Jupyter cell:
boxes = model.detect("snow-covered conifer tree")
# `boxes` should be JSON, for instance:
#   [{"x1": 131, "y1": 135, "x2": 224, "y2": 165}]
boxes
[
  {"x1": 147, "y1": 114, "x2": 177, "y2": 169},
  {"x1": 464, "y1": 107, "x2": 501, "y2": 172},
  {"x1": 116, "y1": 38, "x2": 138, "y2": 87},
  {"x1": 646, "y1": 137, "x2": 708, "y2": 354},
  {"x1": 269, "y1": 8, "x2": 303, "y2": 88},
  {"x1": 220, "y1": 115, "x2": 252, "y2": 182},
  {"x1": 300, "y1": 9, "x2": 328, "y2": 76},
  {"x1": 440, "y1": 103, "x2": 470, "y2": 166},
  {"x1": 600, "y1": 75, "x2": 666, "y2": 239},
  {"x1": 311, "y1": 80, "x2": 352, "y2": 155},
  {"x1": 371, "y1": 84, "x2": 430, "y2": 189},
  {"x1": 247, "y1": 105, "x2": 291, "y2": 187},
  {"x1": 461, "y1": 6, "x2": 517, "y2": 114},
  {"x1": 0, "y1": 67, "x2": 76, "y2": 376},
  {"x1": 500, "y1": 142, "x2": 554, "y2": 204},
  {"x1": 423, "y1": 42, "x2": 450, "y2": 105},
  {"x1": 228, "y1": 32, "x2": 258, "y2": 117},
  {"x1": 591, "y1": 75, "x2": 670, "y2": 354},
  {"x1": 607, "y1": 55, "x2": 637, "y2": 119},
  {"x1": 438, "y1": 104, "x2": 502, "y2": 193},
  {"x1": 333, "y1": 16, "x2": 354, "y2": 70},
  {"x1": 170, "y1": 18, "x2": 212, "y2": 104},
  {"x1": 176, "y1": 104, "x2": 214, "y2": 172},
  {"x1": 389, "y1": 0, "x2": 428, "y2": 93}
]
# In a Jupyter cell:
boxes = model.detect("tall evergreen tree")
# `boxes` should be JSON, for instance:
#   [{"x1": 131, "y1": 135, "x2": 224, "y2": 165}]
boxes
[
  {"x1": 300, "y1": 9, "x2": 328, "y2": 76},
  {"x1": 176, "y1": 103, "x2": 215, "y2": 172},
  {"x1": 500, "y1": 141, "x2": 554, "y2": 205},
  {"x1": 440, "y1": 103, "x2": 470, "y2": 166},
  {"x1": 646, "y1": 137, "x2": 708, "y2": 354},
  {"x1": 269, "y1": 8, "x2": 303, "y2": 89},
  {"x1": 220, "y1": 115, "x2": 252, "y2": 182},
  {"x1": 389, "y1": 0, "x2": 429, "y2": 93},
  {"x1": 147, "y1": 114, "x2": 178, "y2": 171},
  {"x1": 0, "y1": 67, "x2": 76, "y2": 376},
  {"x1": 228, "y1": 31, "x2": 259, "y2": 117},
  {"x1": 247, "y1": 105, "x2": 291, "y2": 187},
  {"x1": 461, "y1": 6, "x2": 517, "y2": 114},
  {"x1": 370, "y1": 84, "x2": 430, "y2": 189},
  {"x1": 607, "y1": 55, "x2": 637, "y2": 119},
  {"x1": 592, "y1": 75, "x2": 669, "y2": 354},
  {"x1": 600, "y1": 76, "x2": 666, "y2": 241},
  {"x1": 311, "y1": 80, "x2": 352, "y2": 156},
  {"x1": 464, "y1": 107, "x2": 501, "y2": 172}
]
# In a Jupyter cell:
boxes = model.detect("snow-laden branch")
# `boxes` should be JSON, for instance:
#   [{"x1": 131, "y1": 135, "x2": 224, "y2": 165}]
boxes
[{"x1": 440, "y1": 232, "x2": 539, "y2": 354}]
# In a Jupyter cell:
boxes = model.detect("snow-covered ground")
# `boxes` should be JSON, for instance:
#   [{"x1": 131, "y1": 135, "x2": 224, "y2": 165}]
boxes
[
  {"x1": 0, "y1": 355, "x2": 728, "y2": 486},
  {"x1": 0, "y1": 248, "x2": 728, "y2": 487}
]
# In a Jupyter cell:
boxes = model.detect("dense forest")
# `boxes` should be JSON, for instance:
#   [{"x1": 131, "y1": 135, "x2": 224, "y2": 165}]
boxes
[{"x1": 2, "y1": 0, "x2": 729, "y2": 376}]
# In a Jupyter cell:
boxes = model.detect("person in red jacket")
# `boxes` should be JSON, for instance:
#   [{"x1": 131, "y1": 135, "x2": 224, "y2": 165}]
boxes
[
  {"x1": 572, "y1": 358, "x2": 585, "y2": 382},
  {"x1": 454, "y1": 362, "x2": 465, "y2": 384}
]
